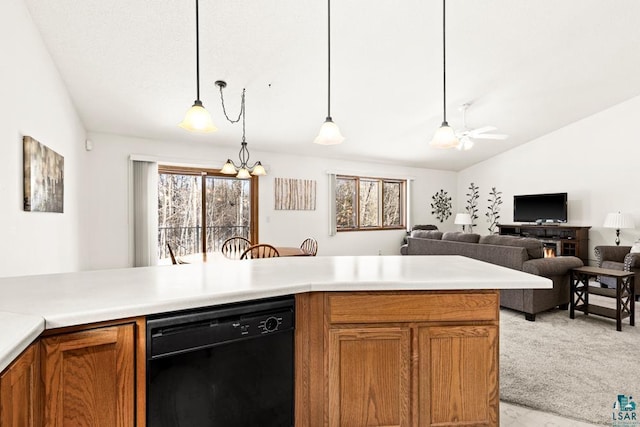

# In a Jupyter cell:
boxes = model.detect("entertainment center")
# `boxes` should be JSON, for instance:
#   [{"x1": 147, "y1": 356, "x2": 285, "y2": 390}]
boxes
[{"x1": 498, "y1": 224, "x2": 591, "y2": 264}]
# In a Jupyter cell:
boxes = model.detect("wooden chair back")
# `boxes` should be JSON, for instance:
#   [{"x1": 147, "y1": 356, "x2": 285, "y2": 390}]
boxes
[
  {"x1": 300, "y1": 237, "x2": 318, "y2": 256},
  {"x1": 166, "y1": 243, "x2": 188, "y2": 264},
  {"x1": 240, "y1": 244, "x2": 280, "y2": 260},
  {"x1": 221, "y1": 236, "x2": 251, "y2": 259}
]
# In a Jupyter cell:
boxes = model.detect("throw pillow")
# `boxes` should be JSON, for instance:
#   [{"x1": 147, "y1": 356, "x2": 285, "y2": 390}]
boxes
[
  {"x1": 631, "y1": 241, "x2": 640, "y2": 254},
  {"x1": 442, "y1": 231, "x2": 480, "y2": 243}
]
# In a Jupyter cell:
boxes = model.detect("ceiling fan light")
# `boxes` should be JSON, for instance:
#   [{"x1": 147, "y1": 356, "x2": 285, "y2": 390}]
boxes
[
  {"x1": 220, "y1": 159, "x2": 237, "y2": 174},
  {"x1": 429, "y1": 122, "x2": 459, "y2": 149},
  {"x1": 314, "y1": 117, "x2": 345, "y2": 145},
  {"x1": 179, "y1": 101, "x2": 217, "y2": 133}
]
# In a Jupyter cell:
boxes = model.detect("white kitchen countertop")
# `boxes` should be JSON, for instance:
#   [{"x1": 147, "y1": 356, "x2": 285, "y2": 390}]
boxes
[{"x1": 0, "y1": 255, "x2": 551, "y2": 372}]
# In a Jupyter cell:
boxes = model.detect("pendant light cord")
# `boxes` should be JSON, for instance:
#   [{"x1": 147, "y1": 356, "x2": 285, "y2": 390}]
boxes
[
  {"x1": 195, "y1": 0, "x2": 201, "y2": 101},
  {"x1": 327, "y1": 0, "x2": 331, "y2": 119},
  {"x1": 442, "y1": 0, "x2": 447, "y2": 123}
]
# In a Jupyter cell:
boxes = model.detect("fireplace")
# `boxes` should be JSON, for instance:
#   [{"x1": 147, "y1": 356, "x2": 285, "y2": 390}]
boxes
[{"x1": 542, "y1": 241, "x2": 558, "y2": 258}]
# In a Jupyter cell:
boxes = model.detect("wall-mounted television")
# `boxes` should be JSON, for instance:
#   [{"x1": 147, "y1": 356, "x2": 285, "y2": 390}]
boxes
[{"x1": 513, "y1": 192, "x2": 567, "y2": 223}]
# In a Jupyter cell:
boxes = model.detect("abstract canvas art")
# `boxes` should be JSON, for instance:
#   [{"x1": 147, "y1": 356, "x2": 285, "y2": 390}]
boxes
[
  {"x1": 274, "y1": 178, "x2": 316, "y2": 210},
  {"x1": 23, "y1": 136, "x2": 64, "y2": 212}
]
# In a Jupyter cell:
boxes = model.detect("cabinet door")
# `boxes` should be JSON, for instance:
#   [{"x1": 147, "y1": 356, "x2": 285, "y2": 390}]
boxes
[
  {"x1": 41, "y1": 324, "x2": 135, "y2": 427},
  {"x1": 0, "y1": 343, "x2": 41, "y2": 426},
  {"x1": 328, "y1": 327, "x2": 410, "y2": 427},
  {"x1": 418, "y1": 325, "x2": 498, "y2": 427}
]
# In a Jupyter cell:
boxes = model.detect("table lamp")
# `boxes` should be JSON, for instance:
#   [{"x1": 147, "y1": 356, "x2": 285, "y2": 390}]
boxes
[
  {"x1": 454, "y1": 213, "x2": 473, "y2": 233},
  {"x1": 603, "y1": 212, "x2": 635, "y2": 246}
]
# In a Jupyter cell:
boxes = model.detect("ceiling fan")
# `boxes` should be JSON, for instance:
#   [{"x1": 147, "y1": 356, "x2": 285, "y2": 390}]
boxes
[{"x1": 455, "y1": 103, "x2": 508, "y2": 150}]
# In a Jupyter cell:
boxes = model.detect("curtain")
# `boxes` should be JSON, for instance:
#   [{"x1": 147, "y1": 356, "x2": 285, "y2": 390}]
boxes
[
  {"x1": 328, "y1": 173, "x2": 337, "y2": 236},
  {"x1": 133, "y1": 160, "x2": 158, "y2": 267}
]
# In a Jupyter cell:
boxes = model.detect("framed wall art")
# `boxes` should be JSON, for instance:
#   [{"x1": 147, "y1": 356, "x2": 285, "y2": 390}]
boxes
[
  {"x1": 23, "y1": 136, "x2": 64, "y2": 213},
  {"x1": 274, "y1": 178, "x2": 316, "y2": 210}
]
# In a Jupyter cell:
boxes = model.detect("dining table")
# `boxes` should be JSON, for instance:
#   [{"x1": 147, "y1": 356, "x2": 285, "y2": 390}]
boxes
[{"x1": 274, "y1": 247, "x2": 312, "y2": 257}]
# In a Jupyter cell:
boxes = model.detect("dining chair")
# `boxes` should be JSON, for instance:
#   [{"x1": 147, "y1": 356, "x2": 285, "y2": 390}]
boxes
[
  {"x1": 221, "y1": 236, "x2": 251, "y2": 259},
  {"x1": 300, "y1": 237, "x2": 318, "y2": 256},
  {"x1": 167, "y1": 243, "x2": 188, "y2": 265},
  {"x1": 240, "y1": 244, "x2": 280, "y2": 260}
]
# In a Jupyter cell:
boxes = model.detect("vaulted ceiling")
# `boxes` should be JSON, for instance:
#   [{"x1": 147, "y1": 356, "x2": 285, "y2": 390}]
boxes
[{"x1": 24, "y1": 0, "x2": 640, "y2": 170}]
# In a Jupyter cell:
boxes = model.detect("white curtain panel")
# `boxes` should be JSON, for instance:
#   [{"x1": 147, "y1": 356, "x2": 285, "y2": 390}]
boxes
[
  {"x1": 328, "y1": 173, "x2": 337, "y2": 236},
  {"x1": 133, "y1": 160, "x2": 158, "y2": 267}
]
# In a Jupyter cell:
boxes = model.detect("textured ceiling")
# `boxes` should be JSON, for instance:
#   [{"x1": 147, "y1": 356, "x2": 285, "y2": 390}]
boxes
[{"x1": 23, "y1": 0, "x2": 640, "y2": 171}]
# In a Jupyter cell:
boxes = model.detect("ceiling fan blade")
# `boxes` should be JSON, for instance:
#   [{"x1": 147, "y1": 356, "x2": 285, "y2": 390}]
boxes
[
  {"x1": 474, "y1": 133, "x2": 508, "y2": 140},
  {"x1": 467, "y1": 126, "x2": 497, "y2": 136}
]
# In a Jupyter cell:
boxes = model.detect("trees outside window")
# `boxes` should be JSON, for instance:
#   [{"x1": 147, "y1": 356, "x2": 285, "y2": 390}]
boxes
[
  {"x1": 336, "y1": 175, "x2": 405, "y2": 231},
  {"x1": 158, "y1": 166, "x2": 258, "y2": 262}
]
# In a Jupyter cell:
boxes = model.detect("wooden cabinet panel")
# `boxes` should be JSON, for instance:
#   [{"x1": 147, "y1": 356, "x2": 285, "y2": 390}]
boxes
[
  {"x1": 328, "y1": 291, "x2": 498, "y2": 324},
  {"x1": 328, "y1": 327, "x2": 410, "y2": 427},
  {"x1": 0, "y1": 343, "x2": 41, "y2": 427},
  {"x1": 41, "y1": 324, "x2": 135, "y2": 427},
  {"x1": 418, "y1": 325, "x2": 498, "y2": 426}
]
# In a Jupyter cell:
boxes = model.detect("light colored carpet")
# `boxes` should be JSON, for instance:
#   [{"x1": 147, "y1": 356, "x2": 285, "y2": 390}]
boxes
[{"x1": 500, "y1": 294, "x2": 640, "y2": 426}]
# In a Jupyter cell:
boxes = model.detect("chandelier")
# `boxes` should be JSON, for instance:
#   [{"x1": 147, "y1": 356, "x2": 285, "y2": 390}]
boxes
[{"x1": 216, "y1": 81, "x2": 266, "y2": 179}]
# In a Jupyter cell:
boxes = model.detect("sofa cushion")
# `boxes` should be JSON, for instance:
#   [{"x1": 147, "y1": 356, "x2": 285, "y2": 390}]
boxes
[
  {"x1": 523, "y1": 256, "x2": 583, "y2": 277},
  {"x1": 412, "y1": 224, "x2": 439, "y2": 231},
  {"x1": 479, "y1": 235, "x2": 543, "y2": 259},
  {"x1": 601, "y1": 260, "x2": 624, "y2": 271},
  {"x1": 442, "y1": 232, "x2": 480, "y2": 243},
  {"x1": 411, "y1": 230, "x2": 443, "y2": 240}
]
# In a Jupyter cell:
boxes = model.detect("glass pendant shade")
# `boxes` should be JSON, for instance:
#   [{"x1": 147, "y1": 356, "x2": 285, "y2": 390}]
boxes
[
  {"x1": 236, "y1": 168, "x2": 251, "y2": 179},
  {"x1": 220, "y1": 160, "x2": 237, "y2": 174},
  {"x1": 179, "y1": 101, "x2": 217, "y2": 133},
  {"x1": 314, "y1": 118, "x2": 345, "y2": 145},
  {"x1": 251, "y1": 162, "x2": 267, "y2": 176},
  {"x1": 429, "y1": 122, "x2": 459, "y2": 149}
]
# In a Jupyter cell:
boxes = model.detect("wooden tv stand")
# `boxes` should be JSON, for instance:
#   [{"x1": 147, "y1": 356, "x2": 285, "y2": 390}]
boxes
[{"x1": 498, "y1": 224, "x2": 591, "y2": 264}]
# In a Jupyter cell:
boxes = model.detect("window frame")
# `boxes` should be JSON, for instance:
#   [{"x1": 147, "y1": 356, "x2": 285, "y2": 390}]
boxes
[
  {"x1": 335, "y1": 174, "x2": 406, "y2": 232},
  {"x1": 158, "y1": 165, "x2": 259, "y2": 255}
]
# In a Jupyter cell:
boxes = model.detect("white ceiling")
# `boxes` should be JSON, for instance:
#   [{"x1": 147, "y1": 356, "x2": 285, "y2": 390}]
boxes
[{"x1": 23, "y1": 0, "x2": 640, "y2": 171}]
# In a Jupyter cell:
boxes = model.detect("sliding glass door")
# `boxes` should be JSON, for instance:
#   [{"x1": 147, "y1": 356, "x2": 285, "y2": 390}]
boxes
[{"x1": 158, "y1": 166, "x2": 258, "y2": 262}]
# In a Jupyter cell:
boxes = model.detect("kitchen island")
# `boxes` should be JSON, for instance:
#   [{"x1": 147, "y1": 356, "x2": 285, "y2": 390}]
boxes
[{"x1": 0, "y1": 255, "x2": 550, "y2": 426}]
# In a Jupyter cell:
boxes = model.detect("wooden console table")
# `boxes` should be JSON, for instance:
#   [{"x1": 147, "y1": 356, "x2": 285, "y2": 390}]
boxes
[
  {"x1": 570, "y1": 266, "x2": 635, "y2": 331},
  {"x1": 498, "y1": 224, "x2": 591, "y2": 264}
]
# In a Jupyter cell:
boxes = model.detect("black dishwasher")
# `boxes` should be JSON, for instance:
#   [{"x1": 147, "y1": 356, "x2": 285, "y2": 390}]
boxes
[{"x1": 146, "y1": 295, "x2": 295, "y2": 427}]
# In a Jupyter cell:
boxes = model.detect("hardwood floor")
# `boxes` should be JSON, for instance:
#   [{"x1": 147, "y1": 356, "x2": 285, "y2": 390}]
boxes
[{"x1": 501, "y1": 402, "x2": 602, "y2": 426}]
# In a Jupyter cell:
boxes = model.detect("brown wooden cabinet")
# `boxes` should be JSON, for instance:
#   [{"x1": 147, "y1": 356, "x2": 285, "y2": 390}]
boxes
[
  {"x1": 0, "y1": 343, "x2": 41, "y2": 426},
  {"x1": 40, "y1": 323, "x2": 136, "y2": 427},
  {"x1": 295, "y1": 291, "x2": 500, "y2": 427}
]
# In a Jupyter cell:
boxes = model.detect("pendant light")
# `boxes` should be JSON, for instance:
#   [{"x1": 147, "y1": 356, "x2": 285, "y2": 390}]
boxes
[
  {"x1": 217, "y1": 81, "x2": 266, "y2": 179},
  {"x1": 429, "y1": 0, "x2": 459, "y2": 148},
  {"x1": 314, "y1": 0, "x2": 345, "y2": 145},
  {"x1": 179, "y1": 0, "x2": 217, "y2": 133}
]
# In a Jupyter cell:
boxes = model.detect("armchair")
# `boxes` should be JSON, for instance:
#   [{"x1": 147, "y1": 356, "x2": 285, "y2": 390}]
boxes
[{"x1": 594, "y1": 245, "x2": 640, "y2": 300}]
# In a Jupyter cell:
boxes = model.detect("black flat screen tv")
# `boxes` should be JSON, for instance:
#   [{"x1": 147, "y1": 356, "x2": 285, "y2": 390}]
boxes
[{"x1": 513, "y1": 192, "x2": 567, "y2": 223}]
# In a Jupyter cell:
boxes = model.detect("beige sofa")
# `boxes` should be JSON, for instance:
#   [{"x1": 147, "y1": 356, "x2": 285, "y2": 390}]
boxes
[{"x1": 402, "y1": 231, "x2": 584, "y2": 321}]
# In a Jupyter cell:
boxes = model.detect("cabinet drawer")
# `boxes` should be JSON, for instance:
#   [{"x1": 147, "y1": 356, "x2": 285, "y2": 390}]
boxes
[{"x1": 327, "y1": 291, "x2": 499, "y2": 324}]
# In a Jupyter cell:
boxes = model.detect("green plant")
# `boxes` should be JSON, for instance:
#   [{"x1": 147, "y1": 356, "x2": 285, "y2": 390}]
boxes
[
  {"x1": 430, "y1": 189, "x2": 452, "y2": 223},
  {"x1": 486, "y1": 187, "x2": 502, "y2": 234}
]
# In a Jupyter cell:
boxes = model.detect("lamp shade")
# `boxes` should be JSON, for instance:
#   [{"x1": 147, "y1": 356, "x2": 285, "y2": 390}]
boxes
[
  {"x1": 179, "y1": 101, "x2": 217, "y2": 133},
  {"x1": 220, "y1": 160, "x2": 237, "y2": 175},
  {"x1": 251, "y1": 162, "x2": 267, "y2": 176},
  {"x1": 603, "y1": 212, "x2": 635, "y2": 229},
  {"x1": 430, "y1": 122, "x2": 459, "y2": 149},
  {"x1": 236, "y1": 168, "x2": 251, "y2": 179},
  {"x1": 454, "y1": 213, "x2": 473, "y2": 225},
  {"x1": 314, "y1": 118, "x2": 345, "y2": 145}
]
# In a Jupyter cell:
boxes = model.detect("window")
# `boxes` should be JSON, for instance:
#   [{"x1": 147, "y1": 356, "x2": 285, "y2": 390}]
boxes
[
  {"x1": 157, "y1": 166, "x2": 258, "y2": 262},
  {"x1": 335, "y1": 175, "x2": 406, "y2": 231}
]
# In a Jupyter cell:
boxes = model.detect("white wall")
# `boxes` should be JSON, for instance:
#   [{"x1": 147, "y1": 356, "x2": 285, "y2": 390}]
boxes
[
  {"x1": 458, "y1": 95, "x2": 640, "y2": 264},
  {"x1": 0, "y1": 0, "x2": 86, "y2": 277},
  {"x1": 79, "y1": 132, "x2": 457, "y2": 270}
]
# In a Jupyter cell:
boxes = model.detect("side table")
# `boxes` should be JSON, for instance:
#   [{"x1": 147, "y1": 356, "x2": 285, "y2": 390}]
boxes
[{"x1": 570, "y1": 266, "x2": 635, "y2": 331}]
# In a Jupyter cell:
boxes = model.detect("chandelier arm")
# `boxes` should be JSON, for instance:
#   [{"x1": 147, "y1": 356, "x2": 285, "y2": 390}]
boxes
[{"x1": 218, "y1": 84, "x2": 244, "y2": 124}]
